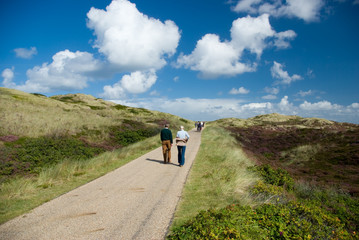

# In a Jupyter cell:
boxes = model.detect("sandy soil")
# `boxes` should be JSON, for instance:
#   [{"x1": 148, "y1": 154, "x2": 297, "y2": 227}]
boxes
[{"x1": 0, "y1": 129, "x2": 201, "y2": 240}]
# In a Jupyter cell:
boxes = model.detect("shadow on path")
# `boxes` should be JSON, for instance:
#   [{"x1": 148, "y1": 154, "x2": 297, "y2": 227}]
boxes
[{"x1": 146, "y1": 158, "x2": 178, "y2": 166}]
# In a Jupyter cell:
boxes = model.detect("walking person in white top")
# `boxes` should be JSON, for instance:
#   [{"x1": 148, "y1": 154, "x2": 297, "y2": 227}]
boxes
[{"x1": 175, "y1": 126, "x2": 190, "y2": 167}]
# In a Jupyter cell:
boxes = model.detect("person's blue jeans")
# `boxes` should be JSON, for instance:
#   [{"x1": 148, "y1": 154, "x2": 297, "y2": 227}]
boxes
[{"x1": 177, "y1": 146, "x2": 186, "y2": 166}]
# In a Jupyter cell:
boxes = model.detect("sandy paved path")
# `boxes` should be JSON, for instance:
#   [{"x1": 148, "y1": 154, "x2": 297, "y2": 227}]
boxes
[{"x1": 0, "y1": 129, "x2": 201, "y2": 240}]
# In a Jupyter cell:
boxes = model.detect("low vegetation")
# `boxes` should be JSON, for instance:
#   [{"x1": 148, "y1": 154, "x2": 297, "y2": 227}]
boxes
[
  {"x1": 0, "y1": 87, "x2": 193, "y2": 224},
  {"x1": 170, "y1": 126, "x2": 259, "y2": 228},
  {"x1": 168, "y1": 115, "x2": 359, "y2": 239}
]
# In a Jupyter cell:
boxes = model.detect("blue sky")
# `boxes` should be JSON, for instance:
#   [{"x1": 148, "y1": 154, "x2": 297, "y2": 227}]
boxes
[{"x1": 1, "y1": 0, "x2": 359, "y2": 123}]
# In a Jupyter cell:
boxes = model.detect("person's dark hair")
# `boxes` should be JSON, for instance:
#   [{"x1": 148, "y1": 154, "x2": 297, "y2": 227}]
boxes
[{"x1": 165, "y1": 123, "x2": 169, "y2": 128}]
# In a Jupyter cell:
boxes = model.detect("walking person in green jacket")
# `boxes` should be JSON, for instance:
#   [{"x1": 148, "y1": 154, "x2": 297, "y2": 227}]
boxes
[{"x1": 160, "y1": 123, "x2": 173, "y2": 164}]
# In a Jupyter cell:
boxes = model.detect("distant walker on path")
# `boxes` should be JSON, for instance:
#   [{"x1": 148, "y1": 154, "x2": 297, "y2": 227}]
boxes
[
  {"x1": 176, "y1": 126, "x2": 190, "y2": 167},
  {"x1": 160, "y1": 123, "x2": 173, "y2": 164}
]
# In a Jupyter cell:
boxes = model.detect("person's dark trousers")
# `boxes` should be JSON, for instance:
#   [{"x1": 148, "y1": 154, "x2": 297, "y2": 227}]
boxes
[{"x1": 177, "y1": 146, "x2": 186, "y2": 166}]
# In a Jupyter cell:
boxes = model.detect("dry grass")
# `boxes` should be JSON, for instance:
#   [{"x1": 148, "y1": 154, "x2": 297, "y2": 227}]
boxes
[{"x1": 281, "y1": 144, "x2": 321, "y2": 166}]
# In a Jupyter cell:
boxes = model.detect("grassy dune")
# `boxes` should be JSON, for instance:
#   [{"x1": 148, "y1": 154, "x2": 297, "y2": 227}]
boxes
[
  {"x1": 0, "y1": 87, "x2": 193, "y2": 224},
  {"x1": 0, "y1": 87, "x2": 189, "y2": 140}
]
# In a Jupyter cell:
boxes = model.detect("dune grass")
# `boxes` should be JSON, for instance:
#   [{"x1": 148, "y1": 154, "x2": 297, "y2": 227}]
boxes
[
  {"x1": 170, "y1": 124, "x2": 259, "y2": 228},
  {"x1": 0, "y1": 135, "x2": 161, "y2": 224},
  {"x1": 0, "y1": 87, "x2": 188, "y2": 141}
]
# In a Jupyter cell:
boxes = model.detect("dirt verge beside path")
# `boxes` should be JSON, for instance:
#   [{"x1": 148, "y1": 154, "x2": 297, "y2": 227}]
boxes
[{"x1": 0, "y1": 129, "x2": 201, "y2": 240}]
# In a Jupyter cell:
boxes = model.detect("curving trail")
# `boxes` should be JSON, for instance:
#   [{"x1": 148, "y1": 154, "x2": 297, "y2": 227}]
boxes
[{"x1": 0, "y1": 129, "x2": 201, "y2": 240}]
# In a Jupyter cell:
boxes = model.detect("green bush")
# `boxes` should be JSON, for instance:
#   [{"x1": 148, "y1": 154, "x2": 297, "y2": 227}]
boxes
[
  {"x1": 1, "y1": 136, "x2": 104, "y2": 176},
  {"x1": 112, "y1": 104, "x2": 128, "y2": 110},
  {"x1": 251, "y1": 180, "x2": 285, "y2": 196},
  {"x1": 168, "y1": 202, "x2": 355, "y2": 240},
  {"x1": 109, "y1": 120, "x2": 160, "y2": 146},
  {"x1": 180, "y1": 118, "x2": 189, "y2": 123},
  {"x1": 295, "y1": 184, "x2": 359, "y2": 234},
  {"x1": 112, "y1": 129, "x2": 159, "y2": 146},
  {"x1": 249, "y1": 164, "x2": 294, "y2": 191},
  {"x1": 168, "y1": 205, "x2": 267, "y2": 240}
]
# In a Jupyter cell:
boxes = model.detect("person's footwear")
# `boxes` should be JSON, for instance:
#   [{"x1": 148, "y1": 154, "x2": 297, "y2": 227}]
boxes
[{"x1": 179, "y1": 165, "x2": 183, "y2": 167}]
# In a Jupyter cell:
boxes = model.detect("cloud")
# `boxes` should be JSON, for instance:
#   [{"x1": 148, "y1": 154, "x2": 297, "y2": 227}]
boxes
[
  {"x1": 100, "y1": 70, "x2": 157, "y2": 99},
  {"x1": 279, "y1": 95, "x2": 293, "y2": 111},
  {"x1": 177, "y1": 34, "x2": 255, "y2": 79},
  {"x1": 14, "y1": 47, "x2": 38, "y2": 59},
  {"x1": 298, "y1": 90, "x2": 313, "y2": 97},
  {"x1": 120, "y1": 70, "x2": 157, "y2": 94},
  {"x1": 274, "y1": 30, "x2": 297, "y2": 49},
  {"x1": 177, "y1": 14, "x2": 295, "y2": 79},
  {"x1": 5, "y1": 50, "x2": 100, "y2": 93},
  {"x1": 231, "y1": 14, "x2": 282, "y2": 57},
  {"x1": 233, "y1": 0, "x2": 325, "y2": 22},
  {"x1": 262, "y1": 88, "x2": 279, "y2": 99},
  {"x1": 264, "y1": 87, "x2": 279, "y2": 95},
  {"x1": 299, "y1": 100, "x2": 340, "y2": 111},
  {"x1": 262, "y1": 95, "x2": 277, "y2": 100},
  {"x1": 101, "y1": 82, "x2": 126, "y2": 100},
  {"x1": 354, "y1": 0, "x2": 359, "y2": 5},
  {"x1": 1, "y1": 67, "x2": 16, "y2": 88},
  {"x1": 150, "y1": 90, "x2": 160, "y2": 96},
  {"x1": 87, "y1": 0, "x2": 180, "y2": 71},
  {"x1": 229, "y1": 87, "x2": 250, "y2": 94},
  {"x1": 232, "y1": 0, "x2": 262, "y2": 14},
  {"x1": 271, "y1": 61, "x2": 302, "y2": 84}
]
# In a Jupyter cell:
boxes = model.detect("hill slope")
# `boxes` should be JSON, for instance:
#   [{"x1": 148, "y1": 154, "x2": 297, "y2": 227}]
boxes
[
  {"x1": 0, "y1": 87, "x2": 192, "y2": 181},
  {"x1": 217, "y1": 113, "x2": 359, "y2": 196}
]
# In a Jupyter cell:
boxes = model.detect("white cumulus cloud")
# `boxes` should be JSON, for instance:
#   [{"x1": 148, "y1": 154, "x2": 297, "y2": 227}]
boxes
[
  {"x1": 274, "y1": 30, "x2": 297, "y2": 49},
  {"x1": 298, "y1": 90, "x2": 313, "y2": 97},
  {"x1": 100, "y1": 70, "x2": 157, "y2": 99},
  {"x1": 6, "y1": 50, "x2": 100, "y2": 93},
  {"x1": 87, "y1": 0, "x2": 180, "y2": 71},
  {"x1": 262, "y1": 87, "x2": 279, "y2": 100},
  {"x1": 299, "y1": 100, "x2": 340, "y2": 111},
  {"x1": 230, "y1": 14, "x2": 275, "y2": 57},
  {"x1": 271, "y1": 61, "x2": 301, "y2": 84},
  {"x1": 229, "y1": 87, "x2": 250, "y2": 94},
  {"x1": 177, "y1": 34, "x2": 255, "y2": 79},
  {"x1": 177, "y1": 14, "x2": 295, "y2": 79},
  {"x1": 1, "y1": 67, "x2": 16, "y2": 88},
  {"x1": 14, "y1": 47, "x2": 38, "y2": 59},
  {"x1": 120, "y1": 70, "x2": 157, "y2": 94},
  {"x1": 233, "y1": 0, "x2": 325, "y2": 22}
]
